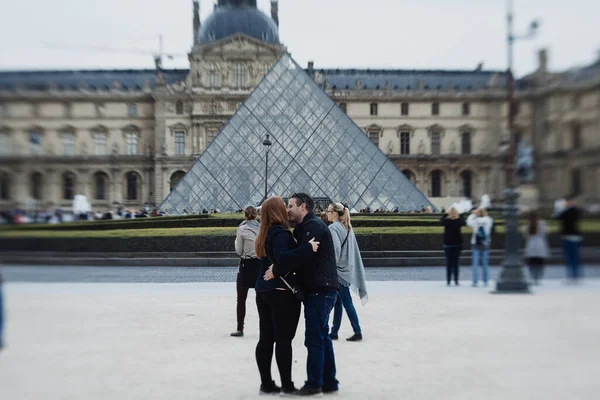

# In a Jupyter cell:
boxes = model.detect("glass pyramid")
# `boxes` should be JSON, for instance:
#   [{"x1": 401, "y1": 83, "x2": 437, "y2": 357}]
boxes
[{"x1": 160, "y1": 54, "x2": 434, "y2": 213}]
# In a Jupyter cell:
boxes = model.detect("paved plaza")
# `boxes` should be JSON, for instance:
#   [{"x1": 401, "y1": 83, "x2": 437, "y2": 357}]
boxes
[{"x1": 1, "y1": 272, "x2": 599, "y2": 400}]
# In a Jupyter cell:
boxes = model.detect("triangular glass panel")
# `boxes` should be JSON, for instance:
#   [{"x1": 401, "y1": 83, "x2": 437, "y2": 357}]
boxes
[{"x1": 160, "y1": 53, "x2": 434, "y2": 213}]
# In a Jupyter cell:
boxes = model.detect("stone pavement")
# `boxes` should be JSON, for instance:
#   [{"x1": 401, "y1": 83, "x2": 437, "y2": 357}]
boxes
[{"x1": 1, "y1": 280, "x2": 599, "y2": 399}]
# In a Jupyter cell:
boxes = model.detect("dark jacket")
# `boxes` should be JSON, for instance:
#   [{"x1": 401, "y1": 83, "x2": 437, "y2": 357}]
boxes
[
  {"x1": 256, "y1": 225, "x2": 311, "y2": 292},
  {"x1": 281, "y1": 213, "x2": 339, "y2": 293},
  {"x1": 440, "y1": 215, "x2": 466, "y2": 247},
  {"x1": 556, "y1": 207, "x2": 582, "y2": 236}
]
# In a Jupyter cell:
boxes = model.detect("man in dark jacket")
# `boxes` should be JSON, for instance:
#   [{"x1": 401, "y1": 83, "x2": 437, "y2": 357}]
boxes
[
  {"x1": 285, "y1": 192, "x2": 339, "y2": 396},
  {"x1": 555, "y1": 194, "x2": 584, "y2": 281}
]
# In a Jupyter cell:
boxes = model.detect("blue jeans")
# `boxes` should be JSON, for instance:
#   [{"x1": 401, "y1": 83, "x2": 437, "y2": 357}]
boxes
[
  {"x1": 303, "y1": 290, "x2": 338, "y2": 390},
  {"x1": 562, "y1": 239, "x2": 582, "y2": 279},
  {"x1": 472, "y1": 247, "x2": 489, "y2": 284},
  {"x1": 330, "y1": 285, "x2": 361, "y2": 336}
]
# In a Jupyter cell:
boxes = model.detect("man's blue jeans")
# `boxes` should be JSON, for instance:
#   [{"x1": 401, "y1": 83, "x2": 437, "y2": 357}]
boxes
[
  {"x1": 472, "y1": 247, "x2": 489, "y2": 284},
  {"x1": 330, "y1": 285, "x2": 361, "y2": 336},
  {"x1": 562, "y1": 239, "x2": 583, "y2": 279},
  {"x1": 303, "y1": 290, "x2": 338, "y2": 390}
]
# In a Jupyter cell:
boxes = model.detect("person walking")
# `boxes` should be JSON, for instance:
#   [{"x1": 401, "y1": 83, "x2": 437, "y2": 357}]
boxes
[
  {"x1": 523, "y1": 210, "x2": 549, "y2": 285},
  {"x1": 326, "y1": 202, "x2": 367, "y2": 342},
  {"x1": 253, "y1": 196, "x2": 319, "y2": 395},
  {"x1": 467, "y1": 208, "x2": 494, "y2": 287},
  {"x1": 266, "y1": 192, "x2": 339, "y2": 396},
  {"x1": 555, "y1": 194, "x2": 584, "y2": 282},
  {"x1": 231, "y1": 206, "x2": 260, "y2": 337},
  {"x1": 440, "y1": 207, "x2": 466, "y2": 286}
]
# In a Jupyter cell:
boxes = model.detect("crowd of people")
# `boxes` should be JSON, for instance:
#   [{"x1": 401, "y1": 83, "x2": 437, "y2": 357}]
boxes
[{"x1": 440, "y1": 193, "x2": 584, "y2": 287}]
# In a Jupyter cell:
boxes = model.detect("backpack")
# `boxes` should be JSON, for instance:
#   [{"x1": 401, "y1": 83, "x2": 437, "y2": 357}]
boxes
[{"x1": 475, "y1": 225, "x2": 488, "y2": 246}]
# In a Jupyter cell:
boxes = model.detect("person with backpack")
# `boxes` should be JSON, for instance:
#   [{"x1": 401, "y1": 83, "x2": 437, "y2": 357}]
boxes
[{"x1": 467, "y1": 208, "x2": 494, "y2": 287}]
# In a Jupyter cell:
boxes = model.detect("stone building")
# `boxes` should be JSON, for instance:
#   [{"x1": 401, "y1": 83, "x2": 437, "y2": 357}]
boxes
[{"x1": 0, "y1": 0, "x2": 598, "y2": 212}]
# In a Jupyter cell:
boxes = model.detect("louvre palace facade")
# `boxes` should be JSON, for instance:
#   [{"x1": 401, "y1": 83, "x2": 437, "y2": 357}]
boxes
[{"x1": 0, "y1": 0, "x2": 599, "y2": 213}]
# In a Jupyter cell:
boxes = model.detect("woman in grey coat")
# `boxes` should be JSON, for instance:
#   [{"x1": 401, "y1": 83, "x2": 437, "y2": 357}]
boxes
[
  {"x1": 231, "y1": 206, "x2": 260, "y2": 337},
  {"x1": 327, "y1": 202, "x2": 368, "y2": 342},
  {"x1": 523, "y1": 210, "x2": 549, "y2": 285}
]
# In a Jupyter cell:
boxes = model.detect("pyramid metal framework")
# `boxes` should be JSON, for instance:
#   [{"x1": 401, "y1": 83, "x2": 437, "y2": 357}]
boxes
[{"x1": 160, "y1": 54, "x2": 434, "y2": 213}]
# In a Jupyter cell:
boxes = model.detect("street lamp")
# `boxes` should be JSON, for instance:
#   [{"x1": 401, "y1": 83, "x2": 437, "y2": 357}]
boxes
[
  {"x1": 262, "y1": 133, "x2": 272, "y2": 201},
  {"x1": 495, "y1": 0, "x2": 539, "y2": 293}
]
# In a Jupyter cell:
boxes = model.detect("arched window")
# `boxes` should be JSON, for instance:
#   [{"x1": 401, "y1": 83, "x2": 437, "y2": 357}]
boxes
[
  {"x1": 126, "y1": 171, "x2": 140, "y2": 201},
  {"x1": 460, "y1": 170, "x2": 473, "y2": 198},
  {"x1": 461, "y1": 131, "x2": 472, "y2": 155},
  {"x1": 0, "y1": 172, "x2": 10, "y2": 200},
  {"x1": 170, "y1": 171, "x2": 186, "y2": 192},
  {"x1": 402, "y1": 169, "x2": 416, "y2": 184},
  {"x1": 62, "y1": 172, "x2": 75, "y2": 200},
  {"x1": 30, "y1": 172, "x2": 42, "y2": 200},
  {"x1": 430, "y1": 170, "x2": 442, "y2": 197},
  {"x1": 94, "y1": 172, "x2": 109, "y2": 200}
]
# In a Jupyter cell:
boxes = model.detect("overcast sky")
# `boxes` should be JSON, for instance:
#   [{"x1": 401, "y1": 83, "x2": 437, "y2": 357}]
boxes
[{"x1": 0, "y1": 0, "x2": 598, "y2": 76}]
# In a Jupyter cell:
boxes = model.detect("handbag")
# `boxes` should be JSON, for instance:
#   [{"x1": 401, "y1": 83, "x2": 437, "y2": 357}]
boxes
[{"x1": 239, "y1": 257, "x2": 260, "y2": 288}]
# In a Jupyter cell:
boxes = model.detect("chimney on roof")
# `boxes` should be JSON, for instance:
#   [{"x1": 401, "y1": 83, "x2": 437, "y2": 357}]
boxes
[
  {"x1": 271, "y1": 1, "x2": 279, "y2": 26},
  {"x1": 538, "y1": 48, "x2": 548, "y2": 74},
  {"x1": 193, "y1": 1, "x2": 200, "y2": 45},
  {"x1": 475, "y1": 62, "x2": 484, "y2": 71},
  {"x1": 307, "y1": 61, "x2": 314, "y2": 70}
]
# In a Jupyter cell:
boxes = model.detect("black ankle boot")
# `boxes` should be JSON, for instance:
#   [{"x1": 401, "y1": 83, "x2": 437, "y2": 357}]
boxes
[{"x1": 259, "y1": 381, "x2": 281, "y2": 395}]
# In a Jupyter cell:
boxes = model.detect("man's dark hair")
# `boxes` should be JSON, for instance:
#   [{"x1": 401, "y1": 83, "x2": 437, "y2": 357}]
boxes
[{"x1": 291, "y1": 192, "x2": 314, "y2": 213}]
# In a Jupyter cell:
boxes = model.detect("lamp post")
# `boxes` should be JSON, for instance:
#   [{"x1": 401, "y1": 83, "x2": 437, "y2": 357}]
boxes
[
  {"x1": 495, "y1": 0, "x2": 539, "y2": 293},
  {"x1": 262, "y1": 133, "x2": 272, "y2": 201}
]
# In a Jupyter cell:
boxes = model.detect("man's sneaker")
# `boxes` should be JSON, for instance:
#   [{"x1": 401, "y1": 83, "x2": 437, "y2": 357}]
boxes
[
  {"x1": 294, "y1": 385, "x2": 323, "y2": 396},
  {"x1": 346, "y1": 333, "x2": 362, "y2": 342},
  {"x1": 230, "y1": 331, "x2": 243, "y2": 337},
  {"x1": 281, "y1": 383, "x2": 298, "y2": 395},
  {"x1": 259, "y1": 381, "x2": 281, "y2": 395},
  {"x1": 329, "y1": 334, "x2": 338, "y2": 340}
]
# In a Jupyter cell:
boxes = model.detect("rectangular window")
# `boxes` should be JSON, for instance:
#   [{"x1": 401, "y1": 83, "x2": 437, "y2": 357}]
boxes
[
  {"x1": 127, "y1": 103, "x2": 137, "y2": 117},
  {"x1": 339, "y1": 102, "x2": 347, "y2": 113},
  {"x1": 175, "y1": 131, "x2": 185, "y2": 155},
  {"x1": 401, "y1": 102, "x2": 409, "y2": 116},
  {"x1": 0, "y1": 103, "x2": 7, "y2": 118},
  {"x1": 209, "y1": 70, "x2": 220, "y2": 88},
  {"x1": 61, "y1": 133, "x2": 75, "y2": 156},
  {"x1": 572, "y1": 124, "x2": 581, "y2": 149},
  {"x1": 400, "y1": 132, "x2": 410, "y2": 155},
  {"x1": 126, "y1": 132, "x2": 138, "y2": 155},
  {"x1": 370, "y1": 103, "x2": 378, "y2": 116},
  {"x1": 64, "y1": 103, "x2": 72, "y2": 118},
  {"x1": 234, "y1": 63, "x2": 246, "y2": 88},
  {"x1": 461, "y1": 132, "x2": 471, "y2": 155},
  {"x1": 368, "y1": 131, "x2": 379, "y2": 147},
  {"x1": 571, "y1": 169, "x2": 581, "y2": 196},
  {"x1": 432, "y1": 102, "x2": 440, "y2": 116},
  {"x1": 0, "y1": 133, "x2": 10, "y2": 156},
  {"x1": 462, "y1": 102, "x2": 470, "y2": 116},
  {"x1": 30, "y1": 131, "x2": 42, "y2": 156},
  {"x1": 431, "y1": 132, "x2": 441, "y2": 155},
  {"x1": 94, "y1": 132, "x2": 107, "y2": 156}
]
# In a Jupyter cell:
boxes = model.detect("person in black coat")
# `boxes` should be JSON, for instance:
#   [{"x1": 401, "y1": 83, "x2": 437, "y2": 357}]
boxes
[
  {"x1": 440, "y1": 207, "x2": 466, "y2": 285},
  {"x1": 265, "y1": 192, "x2": 340, "y2": 396},
  {"x1": 254, "y1": 196, "x2": 318, "y2": 395},
  {"x1": 554, "y1": 194, "x2": 584, "y2": 281}
]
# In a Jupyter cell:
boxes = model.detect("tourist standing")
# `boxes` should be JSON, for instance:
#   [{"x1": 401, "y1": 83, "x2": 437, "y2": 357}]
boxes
[
  {"x1": 440, "y1": 207, "x2": 466, "y2": 286},
  {"x1": 254, "y1": 196, "x2": 318, "y2": 395},
  {"x1": 327, "y1": 202, "x2": 367, "y2": 342},
  {"x1": 555, "y1": 195, "x2": 584, "y2": 282},
  {"x1": 523, "y1": 210, "x2": 549, "y2": 285},
  {"x1": 231, "y1": 206, "x2": 260, "y2": 337},
  {"x1": 467, "y1": 208, "x2": 494, "y2": 286}
]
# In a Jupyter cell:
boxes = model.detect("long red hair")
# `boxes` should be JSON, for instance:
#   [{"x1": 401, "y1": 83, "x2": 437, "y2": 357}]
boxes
[{"x1": 255, "y1": 196, "x2": 290, "y2": 258}]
